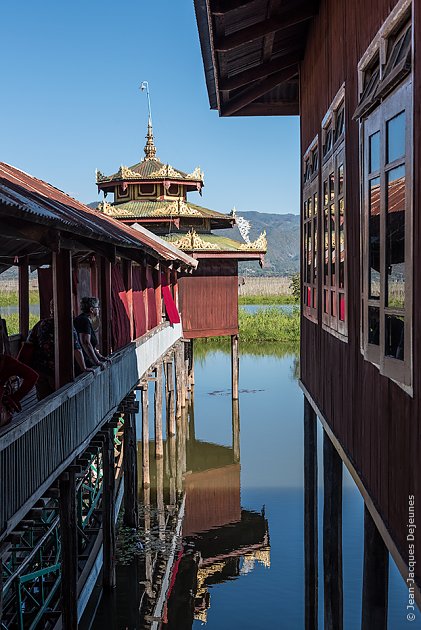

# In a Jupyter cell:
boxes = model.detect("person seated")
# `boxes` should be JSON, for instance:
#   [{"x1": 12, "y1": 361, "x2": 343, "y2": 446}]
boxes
[
  {"x1": 28, "y1": 299, "x2": 95, "y2": 400},
  {"x1": 74, "y1": 297, "x2": 108, "y2": 369},
  {"x1": 0, "y1": 353, "x2": 38, "y2": 427}
]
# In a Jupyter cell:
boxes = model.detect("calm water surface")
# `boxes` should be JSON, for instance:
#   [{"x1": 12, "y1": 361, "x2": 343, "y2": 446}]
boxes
[{"x1": 89, "y1": 344, "x2": 414, "y2": 629}]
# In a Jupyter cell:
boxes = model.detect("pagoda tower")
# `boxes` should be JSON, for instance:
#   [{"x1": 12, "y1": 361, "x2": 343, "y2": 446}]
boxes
[{"x1": 95, "y1": 121, "x2": 267, "y2": 351}]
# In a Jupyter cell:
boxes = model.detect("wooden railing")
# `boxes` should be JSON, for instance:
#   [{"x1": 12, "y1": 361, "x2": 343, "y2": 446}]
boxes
[{"x1": 0, "y1": 321, "x2": 182, "y2": 539}]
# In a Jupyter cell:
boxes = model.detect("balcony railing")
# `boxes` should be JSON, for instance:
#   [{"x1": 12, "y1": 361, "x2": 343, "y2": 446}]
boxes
[{"x1": 0, "y1": 321, "x2": 182, "y2": 538}]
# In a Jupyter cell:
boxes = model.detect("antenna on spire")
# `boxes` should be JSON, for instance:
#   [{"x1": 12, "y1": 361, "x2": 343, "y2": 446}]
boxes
[{"x1": 140, "y1": 81, "x2": 157, "y2": 160}]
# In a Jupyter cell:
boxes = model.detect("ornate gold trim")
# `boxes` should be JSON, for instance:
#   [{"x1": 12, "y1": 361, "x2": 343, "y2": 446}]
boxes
[
  {"x1": 151, "y1": 200, "x2": 201, "y2": 217},
  {"x1": 186, "y1": 166, "x2": 204, "y2": 181},
  {"x1": 171, "y1": 229, "x2": 219, "y2": 251},
  {"x1": 238, "y1": 230, "x2": 267, "y2": 251}
]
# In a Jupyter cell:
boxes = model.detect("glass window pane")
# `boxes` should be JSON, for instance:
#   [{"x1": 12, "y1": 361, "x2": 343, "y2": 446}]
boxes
[
  {"x1": 329, "y1": 172, "x2": 335, "y2": 200},
  {"x1": 324, "y1": 289, "x2": 329, "y2": 314},
  {"x1": 369, "y1": 177, "x2": 381, "y2": 299},
  {"x1": 314, "y1": 192, "x2": 318, "y2": 215},
  {"x1": 308, "y1": 196, "x2": 312, "y2": 218},
  {"x1": 313, "y1": 217, "x2": 318, "y2": 281},
  {"x1": 386, "y1": 165, "x2": 405, "y2": 308},
  {"x1": 369, "y1": 131, "x2": 380, "y2": 173},
  {"x1": 387, "y1": 111, "x2": 405, "y2": 164},
  {"x1": 368, "y1": 306, "x2": 380, "y2": 346},
  {"x1": 324, "y1": 180, "x2": 329, "y2": 206},
  {"x1": 385, "y1": 314, "x2": 404, "y2": 360},
  {"x1": 330, "y1": 203, "x2": 336, "y2": 283},
  {"x1": 339, "y1": 198, "x2": 345, "y2": 289},
  {"x1": 331, "y1": 290, "x2": 337, "y2": 317},
  {"x1": 324, "y1": 209, "x2": 329, "y2": 283},
  {"x1": 338, "y1": 163, "x2": 344, "y2": 195}
]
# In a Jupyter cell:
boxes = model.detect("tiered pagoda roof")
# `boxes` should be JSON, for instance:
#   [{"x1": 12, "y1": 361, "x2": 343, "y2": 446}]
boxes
[{"x1": 95, "y1": 121, "x2": 267, "y2": 259}]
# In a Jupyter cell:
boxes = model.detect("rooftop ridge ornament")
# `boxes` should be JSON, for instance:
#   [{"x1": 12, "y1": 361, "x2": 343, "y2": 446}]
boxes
[
  {"x1": 238, "y1": 230, "x2": 267, "y2": 251},
  {"x1": 140, "y1": 81, "x2": 158, "y2": 160},
  {"x1": 171, "y1": 229, "x2": 219, "y2": 251}
]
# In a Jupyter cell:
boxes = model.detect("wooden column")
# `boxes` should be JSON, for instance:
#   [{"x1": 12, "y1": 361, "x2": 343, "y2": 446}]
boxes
[
  {"x1": 18, "y1": 256, "x2": 30, "y2": 340},
  {"x1": 168, "y1": 433, "x2": 177, "y2": 506},
  {"x1": 157, "y1": 457, "x2": 165, "y2": 540},
  {"x1": 323, "y1": 430, "x2": 343, "y2": 630},
  {"x1": 122, "y1": 259, "x2": 134, "y2": 341},
  {"x1": 175, "y1": 342, "x2": 184, "y2": 417},
  {"x1": 99, "y1": 256, "x2": 112, "y2": 356},
  {"x1": 102, "y1": 426, "x2": 116, "y2": 590},
  {"x1": 123, "y1": 407, "x2": 138, "y2": 529},
  {"x1": 165, "y1": 357, "x2": 176, "y2": 436},
  {"x1": 154, "y1": 365, "x2": 164, "y2": 459},
  {"x1": 59, "y1": 469, "x2": 78, "y2": 629},
  {"x1": 180, "y1": 343, "x2": 187, "y2": 407},
  {"x1": 189, "y1": 339, "x2": 195, "y2": 387},
  {"x1": 53, "y1": 250, "x2": 74, "y2": 389},
  {"x1": 176, "y1": 415, "x2": 183, "y2": 494},
  {"x1": 141, "y1": 383, "x2": 150, "y2": 488},
  {"x1": 231, "y1": 334, "x2": 239, "y2": 400},
  {"x1": 143, "y1": 486, "x2": 153, "y2": 598},
  {"x1": 232, "y1": 399, "x2": 240, "y2": 463},
  {"x1": 304, "y1": 396, "x2": 318, "y2": 630},
  {"x1": 361, "y1": 505, "x2": 389, "y2": 630}
]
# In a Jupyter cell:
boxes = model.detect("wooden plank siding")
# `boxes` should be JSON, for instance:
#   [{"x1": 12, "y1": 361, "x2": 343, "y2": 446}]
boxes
[
  {"x1": 300, "y1": 0, "x2": 421, "y2": 586},
  {"x1": 0, "y1": 321, "x2": 183, "y2": 540},
  {"x1": 178, "y1": 259, "x2": 239, "y2": 338}
]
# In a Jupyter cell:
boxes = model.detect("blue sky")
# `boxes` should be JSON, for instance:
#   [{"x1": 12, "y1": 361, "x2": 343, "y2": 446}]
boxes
[{"x1": 1, "y1": 1, "x2": 300, "y2": 215}]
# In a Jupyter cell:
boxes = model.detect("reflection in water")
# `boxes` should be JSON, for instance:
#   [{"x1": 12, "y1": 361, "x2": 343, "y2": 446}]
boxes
[{"x1": 89, "y1": 345, "x2": 412, "y2": 630}]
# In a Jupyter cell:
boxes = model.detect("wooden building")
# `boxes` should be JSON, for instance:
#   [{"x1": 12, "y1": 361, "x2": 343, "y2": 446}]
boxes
[
  {"x1": 0, "y1": 162, "x2": 196, "y2": 628},
  {"x1": 95, "y1": 121, "x2": 267, "y2": 341},
  {"x1": 194, "y1": 0, "x2": 420, "y2": 624}
]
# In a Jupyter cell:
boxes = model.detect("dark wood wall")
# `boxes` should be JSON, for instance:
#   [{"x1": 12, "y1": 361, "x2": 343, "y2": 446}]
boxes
[
  {"x1": 178, "y1": 259, "x2": 239, "y2": 338},
  {"x1": 300, "y1": 0, "x2": 421, "y2": 585}
]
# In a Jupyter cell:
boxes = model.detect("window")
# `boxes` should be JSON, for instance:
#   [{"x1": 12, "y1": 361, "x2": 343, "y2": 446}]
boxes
[
  {"x1": 116, "y1": 184, "x2": 129, "y2": 199},
  {"x1": 139, "y1": 184, "x2": 155, "y2": 196},
  {"x1": 302, "y1": 138, "x2": 319, "y2": 322},
  {"x1": 321, "y1": 91, "x2": 347, "y2": 338},
  {"x1": 168, "y1": 184, "x2": 179, "y2": 196},
  {"x1": 357, "y1": 4, "x2": 412, "y2": 387}
]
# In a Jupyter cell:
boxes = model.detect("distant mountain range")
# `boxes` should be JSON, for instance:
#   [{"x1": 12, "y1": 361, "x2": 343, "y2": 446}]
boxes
[
  {"x1": 222, "y1": 211, "x2": 299, "y2": 277},
  {"x1": 86, "y1": 204, "x2": 300, "y2": 277}
]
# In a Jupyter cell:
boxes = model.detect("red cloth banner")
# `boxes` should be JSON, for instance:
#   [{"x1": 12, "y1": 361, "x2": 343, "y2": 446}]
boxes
[
  {"x1": 111, "y1": 266, "x2": 131, "y2": 350},
  {"x1": 162, "y1": 285, "x2": 180, "y2": 324},
  {"x1": 132, "y1": 266, "x2": 147, "y2": 338}
]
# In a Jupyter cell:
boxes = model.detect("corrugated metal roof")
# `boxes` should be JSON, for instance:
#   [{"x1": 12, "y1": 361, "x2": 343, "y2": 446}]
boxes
[{"x1": 0, "y1": 162, "x2": 197, "y2": 268}]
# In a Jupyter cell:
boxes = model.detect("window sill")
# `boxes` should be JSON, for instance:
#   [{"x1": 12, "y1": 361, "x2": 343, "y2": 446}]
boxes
[{"x1": 362, "y1": 354, "x2": 413, "y2": 398}]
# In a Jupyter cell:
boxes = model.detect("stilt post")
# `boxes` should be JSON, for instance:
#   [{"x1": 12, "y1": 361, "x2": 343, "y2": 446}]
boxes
[
  {"x1": 103, "y1": 425, "x2": 116, "y2": 590},
  {"x1": 361, "y1": 505, "x2": 389, "y2": 630},
  {"x1": 123, "y1": 397, "x2": 138, "y2": 528},
  {"x1": 231, "y1": 334, "x2": 239, "y2": 400},
  {"x1": 323, "y1": 430, "x2": 343, "y2": 630},
  {"x1": 141, "y1": 383, "x2": 150, "y2": 487},
  {"x1": 154, "y1": 364, "x2": 164, "y2": 459},
  {"x1": 232, "y1": 399, "x2": 240, "y2": 463},
  {"x1": 165, "y1": 357, "x2": 176, "y2": 436},
  {"x1": 59, "y1": 469, "x2": 78, "y2": 629},
  {"x1": 304, "y1": 396, "x2": 318, "y2": 630}
]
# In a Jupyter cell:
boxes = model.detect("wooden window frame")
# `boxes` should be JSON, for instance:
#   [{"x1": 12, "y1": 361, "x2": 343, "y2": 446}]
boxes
[
  {"x1": 137, "y1": 183, "x2": 156, "y2": 198},
  {"x1": 361, "y1": 79, "x2": 412, "y2": 388},
  {"x1": 321, "y1": 87, "x2": 348, "y2": 340},
  {"x1": 116, "y1": 184, "x2": 130, "y2": 200},
  {"x1": 302, "y1": 137, "x2": 319, "y2": 323}
]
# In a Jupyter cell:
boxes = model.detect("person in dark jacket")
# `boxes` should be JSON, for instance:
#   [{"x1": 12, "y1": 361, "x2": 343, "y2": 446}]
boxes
[{"x1": 74, "y1": 297, "x2": 108, "y2": 369}]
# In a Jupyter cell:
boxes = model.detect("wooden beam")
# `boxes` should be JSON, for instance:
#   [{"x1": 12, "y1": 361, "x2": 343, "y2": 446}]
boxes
[
  {"x1": 211, "y1": 0, "x2": 255, "y2": 15},
  {"x1": 215, "y1": 5, "x2": 316, "y2": 51},
  {"x1": 53, "y1": 250, "x2": 74, "y2": 389},
  {"x1": 59, "y1": 469, "x2": 78, "y2": 630},
  {"x1": 18, "y1": 256, "x2": 30, "y2": 340},
  {"x1": 98, "y1": 256, "x2": 112, "y2": 356},
  {"x1": 102, "y1": 427, "x2": 116, "y2": 590},
  {"x1": 123, "y1": 409, "x2": 138, "y2": 528},
  {"x1": 323, "y1": 429, "x2": 343, "y2": 630},
  {"x1": 362, "y1": 505, "x2": 389, "y2": 630},
  {"x1": 304, "y1": 396, "x2": 318, "y2": 630},
  {"x1": 122, "y1": 259, "x2": 134, "y2": 340},
  {"x1": 232, "y1": 101, "x2": 299, "y2": 116},
  {"x1": 221, "y1": 65, "x2": 299, "y2": 116},
  {"x1": 219, "y1": 52, "x2": 301, "y2": 91}
]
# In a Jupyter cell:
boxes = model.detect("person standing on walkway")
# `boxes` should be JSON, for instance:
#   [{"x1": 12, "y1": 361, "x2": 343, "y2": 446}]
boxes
[{"x1": 74, "y1": 297, "x2": 108, "y2": 369}]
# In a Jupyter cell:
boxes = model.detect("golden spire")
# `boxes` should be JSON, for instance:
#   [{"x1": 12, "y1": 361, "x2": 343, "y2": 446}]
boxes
[{"x1": 144, "y1": 117, "x2": 157, "y2": 160}]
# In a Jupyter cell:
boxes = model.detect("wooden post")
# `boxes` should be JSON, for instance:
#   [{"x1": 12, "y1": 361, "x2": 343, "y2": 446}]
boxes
[
  {"x1": 175, "y1": 343, "x2": 184, "y2": 417},
  {"x1": 156, "y1": 457, "x2": 165, "y2": 540},
  {"x1": 122, "y1": 259, "x2": 134, "y2": 341},
  {"x1": 231, "y1": 334, "x2": 239, "y2": 400},
  {"x1": 154, "y1": 364, "x2": 164, "y2": 459},
  {"x1": 181, "y1": 343, "x2": 187, "y2": 407},
  {"x1": 189, "y1": 339, "x2": 195, "y2": 387},
  {"x1": 361, "y1": 505, "x2": 389, "y2": 630},
  {"x1": 143, "y1": 486, "x2": 153, "y2": 597},
  {"x1": 52, "y1": 250, "x2": 74, "y2": 389},
  {"x1": 323, "y1": 429, "x2": 343, "y2": 630},
  {"x1": 168, "y1": 433, "x2": 177, "y2": 506},
  {"x1": 59, "y1": 469, "x2": 78, "y2": 629},
  {"x1": 141, "y1": 383, "x2": 150, "y2": 488},
  {"x1": 304, "y1": 396, "x2": 318, "y2": 630},
  {"x1": 18, "y1": 256, "x2": 30, "y2": 340},
  {"x1": 165, "y1": 357, "x2": 176, "y2": 436},
  {"x1": 176, "y1": 415, "x2": 183, "y2": 494},
  {"x1": 123, "y1": 409, "x2": 138, "y2": 528},
  {"x1": 232, "y1": 399, "x2": 240, "y2": 463},
  {"x1": 99, "y1": 256, "x2": 112, "y2": 356},
  {"x1": 103, "y1": 426, "x2": 116, "y2": 590}
]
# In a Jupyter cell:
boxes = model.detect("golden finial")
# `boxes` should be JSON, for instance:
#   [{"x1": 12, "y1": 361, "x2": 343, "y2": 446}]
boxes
[{"x1": 140, "y1": 81, "x2": 157, "y2": 160}]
